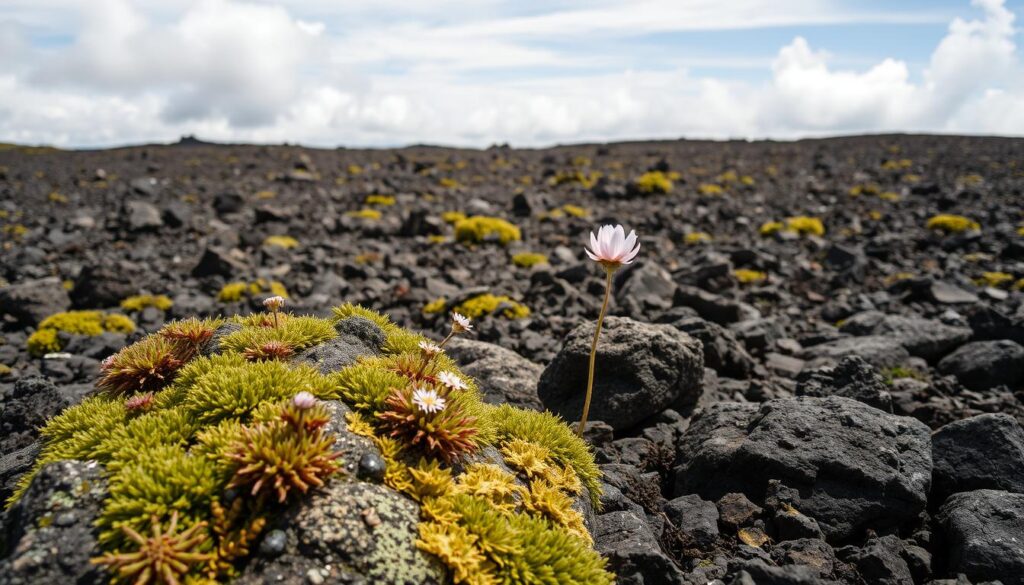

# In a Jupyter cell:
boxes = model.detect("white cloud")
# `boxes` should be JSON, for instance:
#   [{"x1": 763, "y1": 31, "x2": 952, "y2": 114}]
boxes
[{"x1": 0, "y1": 0, "x2": 1020, "y2": 147}]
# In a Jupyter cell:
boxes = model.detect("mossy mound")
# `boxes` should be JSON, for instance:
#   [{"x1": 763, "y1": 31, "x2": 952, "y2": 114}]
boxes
[
  {"x1": 27, "y1": 310, "x2": 136, "y2": 356},
  {"x1": 8, "y1": 304, "x2": 609, "y2": 584},
  {"x1": 454, "y1": 216, "x2": 522, "y2": 245}
]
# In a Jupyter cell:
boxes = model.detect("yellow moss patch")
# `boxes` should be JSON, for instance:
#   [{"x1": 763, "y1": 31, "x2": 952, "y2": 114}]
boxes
[
  {"x1": 698, "y1": 183, "x2": 724, "y2": 196},
  {"x1": 734, "y1": 269, "x2": 767, "y2": 284},
  {"x1": 365, "y1": 194, "x2": 396, "y2": 206},
  {"x1": 442, "y1": 211, "x2": 467, "y2": 224},
  {"x1": 121, "y1": 295, "x2": 174, "y2": 312},
  {"x1": 454, "y1": 294, "x2": 530, "y2": 320},
  {"x1": 262, "y1": 235, "x2": 299, "y2": 249},
  {"x1": 926, "y1": 214, "x2": 980, "y2": 233},
  {"x1": 423, "y1": 298, "x2": 447, "y2": 314},
  {"x1": 684, "y1": 232, "x2": 712, "y2": 245},
  {"x1": 345, "y1": 208, "x2": 382, "y2": 221},
  {"x1": 634, "y1": 171, "x2": 673, "y2": 194},
  {"x1": 974, "y1": 272, "x2": 1015, "y2": 288},
  {"x1": 217, "y1": 280, "x2": 289, "y2": 303},
  {"x1": 27, "y1": 310, "x2": 135, "y2": 356},
  {"x1": 511, "y1": 253, "x2": 548, "y2": 268},
  {"x1": 454, "y1": 217, "x2": 521, "y2": 246}
]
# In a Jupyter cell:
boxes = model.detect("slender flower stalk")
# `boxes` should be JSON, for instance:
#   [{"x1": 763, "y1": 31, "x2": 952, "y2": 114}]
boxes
[
  {"x1": 263, "y1": 296, "x2": 286, "y2": 328},
  {"x1": 578, "y1": 224, "x2": 640, "y2": 437}
]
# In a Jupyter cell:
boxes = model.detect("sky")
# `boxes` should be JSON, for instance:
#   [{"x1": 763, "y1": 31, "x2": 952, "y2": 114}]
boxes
[{"x1": 0, "y1": 0, "x2": 1022, "y2": 148}]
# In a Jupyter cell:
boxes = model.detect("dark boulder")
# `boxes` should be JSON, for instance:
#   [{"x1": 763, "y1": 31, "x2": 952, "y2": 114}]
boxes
[
  {"x1": 538, "y1": 316, "x2": 703, "y2": 430},
  {"x1": 675, "y1": 397, "x2": 932, "y2": 541}
]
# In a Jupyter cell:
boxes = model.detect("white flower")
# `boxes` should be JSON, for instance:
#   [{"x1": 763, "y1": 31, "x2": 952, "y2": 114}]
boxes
[
  {"x1": 585, "y1": 224, "x2": 641, "y2": 267},
  {"x1": 293, "y1": 391, "x2": 317, "y2": 410},
  {"x1": 412, "y1": 387, "x2": 447, "y2": 414},
  {"x1": 263, "y1": 295, "x2": 286, "y2": 311},
  {"x1": 438, "y1": 371, "x2": 468, "y2": 391},
  {"x1": 419, "y1": 340, "x2": 443, "y2": 356},
  {"x1": 451, "y1": 312, "x2": 473, "y2": 333}
]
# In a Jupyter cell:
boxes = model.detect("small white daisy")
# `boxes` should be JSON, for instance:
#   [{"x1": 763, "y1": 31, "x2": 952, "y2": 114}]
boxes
[
  {"x1": 438, "y1": 370, "x2": 468, "y2": 391},
  {"x1": 263, "y1": 295, "x2": 286, "y2": 312},
  {"x1": 419, "y1": 340, "x2": 443, "y2": 356},
  {"x1": 451, "y1": 312, "x2": 473, "y2": 333},
  {"x1": 412, "y1": 387, "x2": 447, "y2": 414},
  {"x1": 293, "y1": 391, "x2": 317, "y2": 410}
]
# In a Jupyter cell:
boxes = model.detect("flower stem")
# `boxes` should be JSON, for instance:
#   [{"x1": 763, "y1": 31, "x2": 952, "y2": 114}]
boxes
[{"x1": 578, "y1": 266, "x2": 614, "y2": 438}]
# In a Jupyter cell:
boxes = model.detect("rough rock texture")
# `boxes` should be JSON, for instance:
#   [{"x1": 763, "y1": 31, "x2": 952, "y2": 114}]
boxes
[
  {"x1": 446, "y1": 337, "x2": 544, "y2": 410},
  {"x1": 0, "y1": 277, "x2": 71, "y2": 327},
  {"x1": 593, "y1": 510, "x2": 686, "y2": 585},
  {"x1": 838, "y1": 311, "x2": 971, "y2": 361},
  {"x1": 931, "y1": 412, "x2": 1024, "y2": 503},
  {"x1": 538, "y1": 316, "x2": 704, "y2": 430},
  {"x1": 656, "y1": 312, "x2": 757, "y2": 379},
  {"x1": 936, "y1": 489, "x2": 1024, "y2": 585},
  {"x1": 795, "y1": 356, "x2": 893, "y2": 412},
  {"x1": 937, "y1": 339, "x2": 1024, "y2": 391},
  {"x1": 675, "y1": 396, "x2": 932, "y2": 541},
  {"x1": 801, "y1": 336, "x2": 911, "y2": 370},
  {"x1": 0, "y1": 460, "x2": 107, "y2": 585},
  {"x1": 296, "y1": 316, "x2": 385, "y2": 374},
  {"x1": 662, "y1": 494, "x2": 719, "y2": 548}
]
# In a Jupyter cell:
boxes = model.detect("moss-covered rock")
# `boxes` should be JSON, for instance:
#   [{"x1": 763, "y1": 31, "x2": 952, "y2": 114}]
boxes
[{"x1": 4, "y1": 304, "x2": 611, "y2": 584}]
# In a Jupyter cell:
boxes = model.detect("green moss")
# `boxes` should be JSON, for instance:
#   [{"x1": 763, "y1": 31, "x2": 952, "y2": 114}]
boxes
[
  {"x1": 346, "y1": 208, "x2": 383, "y2": 220},
  {"x1": 491, "y1": 404, "x2": 602, "y2": 508},
  {"x1": 634, "y1": 171, "x2": 673, "y2": 194},
  {"x1": 926, "y1": 214, "x2": 980, "y2": 233},
  {"x1": 219, "y1": 315, "x2": 337, "y2": 355},
  {"x1": 454, "y1": 216, "x2": 521, "y2": 245},
  {"x1": 120, "y1": 294, "x2": 174, "y2": 312},
  {"x1": 454, "y1": 294, "x2": 530, "y2": 320},
  {"x1": 365, "y1": 194, "x2": 396, "y2": 206},
  {"x1": 262, "y1": 235, "x2": 300, "y2": 249},
  {"x1": 27, "y1": 329, "x2": 61, "y2": 356},
  {"x1": 27, "y1": 310, "x2": 135, "y2": 356},
  {"x1": 183, "y1": 360, "x2": 333, "y2": 425},
  {"x1": 423, "y1": 297, "x2": 447, "y2": 314},
  {"x1": 511, "y1": 253, "x2": 548, "y2": 268},
  {"x1": 8, "y1": 304, "x2": 608, "y2": 584},
  {"x1": 217, "y1": 279, "x2": 289, "y2": 303}
]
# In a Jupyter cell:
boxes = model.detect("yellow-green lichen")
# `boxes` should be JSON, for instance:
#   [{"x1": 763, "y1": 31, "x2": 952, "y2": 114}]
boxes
[
  {"x1": 511, "y1": 253, "x2": 548, "y2": 268},
  {"x1": 27, "y1": 310, "x2": 136, "y2": 356},
  {"x1": 454, "y1": 294, "x2": 530, "y2": 320},
  {"x1": 927, "y1": 214, "x2": 980, "y2": 234},
  {"x1": 120, "y1": 294, "x2": 174, "y2": 312},
  {"x1": 454, "y1": 216, "x2": 521, "y2": 246},
  {"x1": 9, "y1": 304, "x2": 610, "y2": 585}
]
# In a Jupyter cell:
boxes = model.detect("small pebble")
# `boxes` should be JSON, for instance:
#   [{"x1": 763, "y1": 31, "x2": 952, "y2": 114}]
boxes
[
  {"x1": 357, "y1": 453, "x2": 386, "y2": 482},
  {"x1": 259, "y1": 529, "x2": 288, "y2": 557}
]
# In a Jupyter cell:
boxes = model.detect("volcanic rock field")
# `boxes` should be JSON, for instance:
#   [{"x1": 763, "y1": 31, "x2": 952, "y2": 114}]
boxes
[{"x1": 1, "y1": 134, "x2": 1024, "y2": 584}]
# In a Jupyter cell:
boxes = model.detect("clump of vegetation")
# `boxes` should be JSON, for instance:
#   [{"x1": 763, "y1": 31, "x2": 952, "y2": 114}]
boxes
[
  {"x1": 539, "y1": 204, "x2": 589, "y2": 221},
  {"x1": 365, "y1": 194, "x2": 396, "y2": 206},
  {"x1": 926, "y1": 214, "x2": 979, "y2": 234},
  {"x1": 262, "y1": 235, "x2": 299, "y2": 249},
  {"x1": 684, "y1": 232, "x2": 712, "y2": 245},
  {"x1": 882, "y1": 366, "x2": 927, "y2": 385},
  {"x1": 633, "y1": 171, "x2": 673, "y2": 194},
  {"x1": 439, "y1": 178, "x2": 462, "y2": 189},
  {"x1": 734, "y1": 269, "x2": 767, "y2": 284},
  {"x1": 454, "y1": 216, "x2": 521, "y2": 245},
  {"x1": 760, "y1": 216, "x2": 825, "y2": 237},
  {"x1": 27, "y1": 310, "x2": 136, "y2": 357},
  {"x1": 120, "y1": 294, "x2": 174, "y2": 313},
  {"x1": 512, "y1": 253, "x2": 548, "y2": 268},
  {"x1": 975, "y1": 272, "x2": 1015, "y2": 288},
  {"x1": 227, "y1": 396, "x2": 341, "y2": 503},
  {"x1": 441, "y1": 211, "x2": 467, "y2": 224},
  {"x1": 11, "y1": 305, "x2": 609, "y2": 584},
  {"x1": 698, "y1": 183, "x2": 724, "y2": 196},
  {"x1": 423, "y1": 298, "x2": 447, "y2": 314},
  {"x1": 345, "y1": 208, "x2": 383, "y2": 221},
  {"x1": 454, "y1": 294, "x2": 530, "y2": 320},
  {"x1": 217, "y1": 279, "x2": 288, "y2": 303},
  {"x1": 549, "y1": 170, "x2": 602, "y2": 189}
]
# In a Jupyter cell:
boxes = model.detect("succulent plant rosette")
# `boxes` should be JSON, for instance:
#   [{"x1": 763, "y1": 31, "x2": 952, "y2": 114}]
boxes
[{"x1": 7, "y1": 304, "x2": 611, "y2": 585}]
